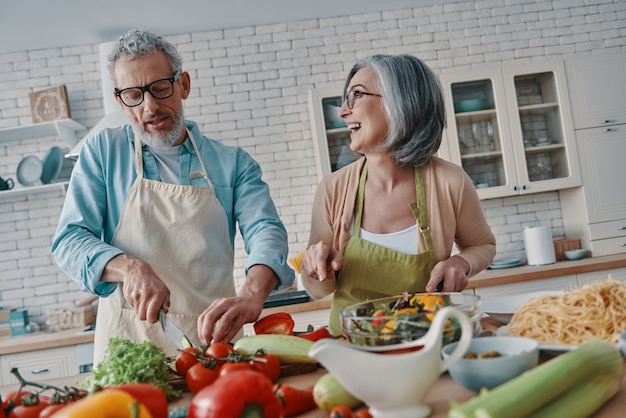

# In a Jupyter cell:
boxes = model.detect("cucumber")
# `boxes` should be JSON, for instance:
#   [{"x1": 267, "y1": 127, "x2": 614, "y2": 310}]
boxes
[
  {"x1": 233, "y1": 334, "x2": 317, "y2": 364},
  {"x1": 313, "y1": 373, "x2": 363, "y2": 412}
]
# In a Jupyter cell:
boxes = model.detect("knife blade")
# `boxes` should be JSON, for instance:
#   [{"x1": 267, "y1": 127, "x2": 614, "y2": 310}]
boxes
[{"x1": 159, "y1": 309, "x2": 187, "y2": 350}]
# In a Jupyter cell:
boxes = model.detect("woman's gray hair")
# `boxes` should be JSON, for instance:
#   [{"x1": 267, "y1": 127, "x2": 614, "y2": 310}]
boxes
[
  {"x1": 107, "y1": 29, "x2": 183, "y2": 85},
  {"x1": 343, "y1": 54, "x2": 446, "y2": 167}
]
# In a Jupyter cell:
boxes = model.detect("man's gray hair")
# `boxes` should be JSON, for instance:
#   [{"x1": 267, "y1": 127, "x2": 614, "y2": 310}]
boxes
[{"x1": 107, "y1": 29, "x2": 183, "y2": 85}]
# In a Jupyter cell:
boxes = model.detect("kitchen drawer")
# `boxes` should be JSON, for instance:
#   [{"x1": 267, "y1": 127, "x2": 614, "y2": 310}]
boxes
[
  {"x1": 588, "y1": 219, "x2": 626, "y2": 240},
  {"x1": 589, "y1": 236, "x2": 626, "y2": 257},
  {"x1": 0, "y1": 346, "x2": 77, "y2": 384}
]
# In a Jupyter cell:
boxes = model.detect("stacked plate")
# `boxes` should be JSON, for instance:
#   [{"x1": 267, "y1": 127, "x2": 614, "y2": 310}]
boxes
[
  {"x1": 488, "y1": 258, "x2": 525, "y2": 269},
  {"x1": 16, "y1": 146, "x2": 65, "y2": 186}
]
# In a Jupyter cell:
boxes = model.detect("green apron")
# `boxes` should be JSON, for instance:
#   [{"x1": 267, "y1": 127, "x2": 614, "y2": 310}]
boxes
[{"x1": 328, "y1": 164, "x2": 439, "y2": 334}]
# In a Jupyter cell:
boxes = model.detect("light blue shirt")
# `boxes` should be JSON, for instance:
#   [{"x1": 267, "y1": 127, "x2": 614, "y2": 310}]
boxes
[{"x1": 52, "y1": 120, "x2": 294, "y2": 296}]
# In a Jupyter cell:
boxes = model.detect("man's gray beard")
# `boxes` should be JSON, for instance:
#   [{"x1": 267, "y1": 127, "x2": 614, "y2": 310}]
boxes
[{"x1": 133, "y1": 112, "x2": 185, "y2": 149}]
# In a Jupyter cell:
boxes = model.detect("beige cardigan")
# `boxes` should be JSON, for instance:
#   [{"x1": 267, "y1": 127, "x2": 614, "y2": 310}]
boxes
[{"x1": 303, "y1": 157, "x2": 496, "y2": 298}]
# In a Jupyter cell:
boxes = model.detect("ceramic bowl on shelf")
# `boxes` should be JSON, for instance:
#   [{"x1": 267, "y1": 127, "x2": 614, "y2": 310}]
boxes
[
  {"x1": 340, "y1": 292, "x2": 482, "y2": 347},
  {"x1": 442, "y1": 336, "x2": 539, "y2": 391},
  {"x1": 454, "y1": 99, "x2": 486, "y2": 113},
  {"x1": 564, "y1": 249, "x2": 587, "y2": 260}
]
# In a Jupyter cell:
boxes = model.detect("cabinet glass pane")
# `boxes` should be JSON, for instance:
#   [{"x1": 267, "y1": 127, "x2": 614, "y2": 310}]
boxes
[
  {"x1": 514, "y1": 71, "x2": 570, "y2": 182},
  {"x1": 451, "y1": 79, "x2": 505, "y2": 188},
  {"x1": 322, "y1": 97, "x2": 360, "y2": 171}
]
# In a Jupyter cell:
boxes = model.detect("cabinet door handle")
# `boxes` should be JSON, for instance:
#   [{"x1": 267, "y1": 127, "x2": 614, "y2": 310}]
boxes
[
  {"x1": 619, "y1": 226, "x2": 626, "y2": 231},
  {"x1": 603, "y1": 128, "x2": 614, "y2": 132},
  {"x1": 31, "y1": 369, "x2": 50, "y2": 374},
  {"x1": 601, "y1": 120, "x2": 613, "y2": 124},
  {"x1": 513, "y1": 185, "x2": 518, "y2": 191}
]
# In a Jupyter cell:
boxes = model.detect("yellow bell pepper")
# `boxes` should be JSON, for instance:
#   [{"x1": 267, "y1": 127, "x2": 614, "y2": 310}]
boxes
[{"x1": 50, "y1": 389, "x2": 152, "y2": 418}]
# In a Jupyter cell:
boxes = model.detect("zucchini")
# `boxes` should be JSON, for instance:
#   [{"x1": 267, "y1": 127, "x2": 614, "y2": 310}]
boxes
[{"x1": 233, "y1": 334, "x2": 317, "y2": 364}]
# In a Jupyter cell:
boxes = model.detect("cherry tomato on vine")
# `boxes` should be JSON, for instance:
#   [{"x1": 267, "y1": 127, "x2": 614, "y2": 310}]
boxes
[
  {"x1": 219, "y1": 362, "x2": 252, "y2": 378},
  {"x1": 1, "y1": 390, "x2": 30, "y2": 413},
  {"x1": 353, "y1": 406, "x2": 374, "y2": 418},
  {"x1": 330, "y1": 404, "x2": 354, "y2": 418},
  {"x1": 186, "y1": 362, "x2": 220, "y2": 393},
  {"x1": 204, "y1": 342, "x2": 235, "y2": 369},
  {"x1": 175, "y1": 346, "x2": 201, "y2": 376},
  {"x1": 7, "y1": 400, "x2": 49, "y2": 418},
  {"x1": 38, "y1": 404, "x2": 68, "y2": 418},
  {"x1": 250, "y1": 353, "x2": 281, "y2": 382}
]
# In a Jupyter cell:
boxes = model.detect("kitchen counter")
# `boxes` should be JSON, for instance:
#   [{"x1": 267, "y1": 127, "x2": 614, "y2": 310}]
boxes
[
  {"x1": 0, "y1": 327, "x2": 94, "y2": 356},
  {"x1": 4, "y1": 254, "x2": 625, "y2": 355},
  {"x1": 1, "y1": 356, "x2": 624, "y2": 417}
]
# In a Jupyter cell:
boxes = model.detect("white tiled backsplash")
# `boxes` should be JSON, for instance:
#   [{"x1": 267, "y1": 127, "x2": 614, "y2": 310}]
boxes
[{"x1": 1, "y1": 0, "x2": 623, "y2": 326}]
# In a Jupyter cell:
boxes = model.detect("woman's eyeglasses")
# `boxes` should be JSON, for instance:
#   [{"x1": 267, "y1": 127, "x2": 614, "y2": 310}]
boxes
[{"x1": 344, "y1": 90, "x2": 382, "y2": 109}]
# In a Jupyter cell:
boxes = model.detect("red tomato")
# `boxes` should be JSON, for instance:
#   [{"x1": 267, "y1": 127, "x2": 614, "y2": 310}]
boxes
[
  {"x1": 204, "y1": 342, "x2": 235, "y2": 369},
  {"x1": 250, "y1": 353, "x2": 281, "y2": 383},
  {"x1": 175, "y1": 347, "x2": 201, "y2": 376},
  {"x1": 218, "y1": 362, "x2": 252, "y2": 378},
  {"x1": 353, "y1": 406, "x2": 373, "y2": 418},
  {"x1": 330, "y1": 404, "x2": 354, "y2": 418},
  {"x1": 1, "y1": 391, "x2": 30, "y2": 413},
  {"x1": 7, "y1": 401, "x2": 49, "y2": 418},
  {"x1": 188, "y1": 370, "x2": 281, "y2": 418},
  {"x1": 38, "y1": 404, "x2": 67, "y2": 418},
  {"x1": 186, "y1": 362, "x2": 220, "y2": 393}
]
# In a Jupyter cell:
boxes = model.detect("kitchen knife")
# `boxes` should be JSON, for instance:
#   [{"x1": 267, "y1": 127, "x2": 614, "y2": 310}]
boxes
[{"x1": 159, "y1": 309, "x2": 187, "y2": 350}]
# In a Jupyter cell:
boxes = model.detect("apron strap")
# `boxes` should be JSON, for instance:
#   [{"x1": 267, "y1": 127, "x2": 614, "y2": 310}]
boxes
[
  {"x1": 352, "y1": 164, "x2": 368, "y2": 238},
  {"x1": 409, "y1": 166, "x2": 434, "y2": 252},
  {"x1": 132, "y1": 127, "x2": 214, "y2": 188}
]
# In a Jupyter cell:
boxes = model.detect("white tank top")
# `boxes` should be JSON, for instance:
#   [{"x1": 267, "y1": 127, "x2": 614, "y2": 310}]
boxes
[{"x1": 350, "y1": 220, "x2": 419, "y2": 255}]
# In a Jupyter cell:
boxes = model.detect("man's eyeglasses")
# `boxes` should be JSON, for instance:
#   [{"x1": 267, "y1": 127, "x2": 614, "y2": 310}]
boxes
[
  {"x1": 344, "y1": 90, "x2": 382, "y2": 109},
  {"x1": 115, "y1": 71, "x2": 181, "y2": 107}
]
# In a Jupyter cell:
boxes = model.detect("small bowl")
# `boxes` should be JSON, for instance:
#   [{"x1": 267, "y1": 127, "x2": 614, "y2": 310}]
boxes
[
  {"x1": 442, "y1": 336, "x2": 539, "y2": 391},
  {"x1": 454, "y1": 99, "x2": 486, "y2": 113},
  {"x1": 564, "y1": 249, "x2": 587, "y2": 260},
  {"x1": 340, "y1": 292, "x2": 482, "y2": 347}
]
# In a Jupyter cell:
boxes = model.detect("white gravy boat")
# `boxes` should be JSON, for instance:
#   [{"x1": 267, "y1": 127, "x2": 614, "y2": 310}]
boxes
[{"x1": 309, "y1": 306, "x2": 473, "y2": 418}]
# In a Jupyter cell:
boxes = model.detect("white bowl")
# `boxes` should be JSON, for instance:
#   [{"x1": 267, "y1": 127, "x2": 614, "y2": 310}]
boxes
[
  {"x1": 442, "y1": 336, "x2": 539, "y2": 391},
  {"x1": 564, "y1": 249, "x2": 587, "y2": 260}
]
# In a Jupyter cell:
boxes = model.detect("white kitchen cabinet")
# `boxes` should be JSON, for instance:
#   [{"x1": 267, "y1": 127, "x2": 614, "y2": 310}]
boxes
[
  {"x1": 561, "y1": 52, "x2": 626, "y2": 257},
  {"x1": 439, "y1": 60, "x2": 580, "y2": 199},
  {"x1": 564, "y1": 53, "x2": 626, "y2": 130},
  {"x1": 473, "y1": 275, "x2": 579, "y2": 299},
  {"x1": 0, "y1": 346, "x2": 78, "y2": 385}
]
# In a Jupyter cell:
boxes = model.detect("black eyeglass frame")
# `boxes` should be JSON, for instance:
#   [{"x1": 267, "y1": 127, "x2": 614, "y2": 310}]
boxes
[
  {"x1": 114, "y1": 70, "x2": 182, "y2": 107},
  {"x1": 344, "y1": 90, "x2": 382, "y2": 109}
]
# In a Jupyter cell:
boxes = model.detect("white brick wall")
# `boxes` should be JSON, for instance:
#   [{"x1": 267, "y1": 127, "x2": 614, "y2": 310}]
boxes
[{"x1": 1, "y1": 0, "x2": 625, "y2": 326}]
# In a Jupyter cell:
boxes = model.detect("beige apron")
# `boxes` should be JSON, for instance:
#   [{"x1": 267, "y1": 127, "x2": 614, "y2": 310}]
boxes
[
  {"x1": 93, "y1": 128, "x2": 235, "y2": 364},
  {"x1": 329, "y1": 165, "x2": 439, "y2": 334}
]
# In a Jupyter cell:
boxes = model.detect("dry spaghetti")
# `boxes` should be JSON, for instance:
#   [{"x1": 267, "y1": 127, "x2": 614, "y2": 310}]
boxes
[{"x1": 508, "y1": 276, "x2": 626, "y2": 345}]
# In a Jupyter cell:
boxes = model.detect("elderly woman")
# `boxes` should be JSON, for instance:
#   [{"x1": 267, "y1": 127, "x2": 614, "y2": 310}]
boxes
[{"x1": 302, "y1": 54, "x2": 496, "y2": 333}]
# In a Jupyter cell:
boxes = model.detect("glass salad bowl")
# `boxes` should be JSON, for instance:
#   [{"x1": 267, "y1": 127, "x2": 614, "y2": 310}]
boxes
[{"x1": 340, "y1": 292, "x2": 482, "y2": 347}]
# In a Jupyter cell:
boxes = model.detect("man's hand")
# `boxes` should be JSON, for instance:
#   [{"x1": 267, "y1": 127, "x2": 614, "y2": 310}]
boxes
[
  {"x1": 425, "y1": 255, "x2": 470, "y2": 292},
  {"x1": 197, "y1": 264, "x2": 277, "y2": 345},
  {"x1": 101, "y1": 254, "x2": 171, "y2": 323},
  {"x1": 301, "y1": 241, "x2": 343, "y2": 282}
]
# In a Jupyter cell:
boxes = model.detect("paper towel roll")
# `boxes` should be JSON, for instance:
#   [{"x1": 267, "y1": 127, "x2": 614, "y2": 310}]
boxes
[{"x1": 523, "y1": 226, "x2": 556, "y2": 266}]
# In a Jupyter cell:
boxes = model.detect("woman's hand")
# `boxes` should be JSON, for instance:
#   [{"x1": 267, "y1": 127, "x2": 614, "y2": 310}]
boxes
[
  {"x1": 302, "y1": 241, "x2": 343, "y2": 282},
  {"x1": 426, "y1": 255, "x2": 470, "y2": 292}
]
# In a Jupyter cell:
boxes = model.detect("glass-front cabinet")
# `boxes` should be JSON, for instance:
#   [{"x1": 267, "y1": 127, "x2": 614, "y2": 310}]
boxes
[{"x1": 439, "y1": 60, "x2": 580, "y2": 199}]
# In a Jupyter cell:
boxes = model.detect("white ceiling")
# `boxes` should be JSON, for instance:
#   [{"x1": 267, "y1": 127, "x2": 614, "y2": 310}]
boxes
[{"x1": 0, "y1": 0, "x2": 462, "y2": 55}]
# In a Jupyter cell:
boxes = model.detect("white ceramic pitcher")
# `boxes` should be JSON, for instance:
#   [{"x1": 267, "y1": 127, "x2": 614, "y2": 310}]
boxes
[{"x1": 309, "y1": 306, "x2": 473, "y2": 418}]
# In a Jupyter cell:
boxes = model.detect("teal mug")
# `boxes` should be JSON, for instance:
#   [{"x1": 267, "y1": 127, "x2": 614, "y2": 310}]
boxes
[{"x1": 0, "y1": 176, "x2": 14, "y2": 191}]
